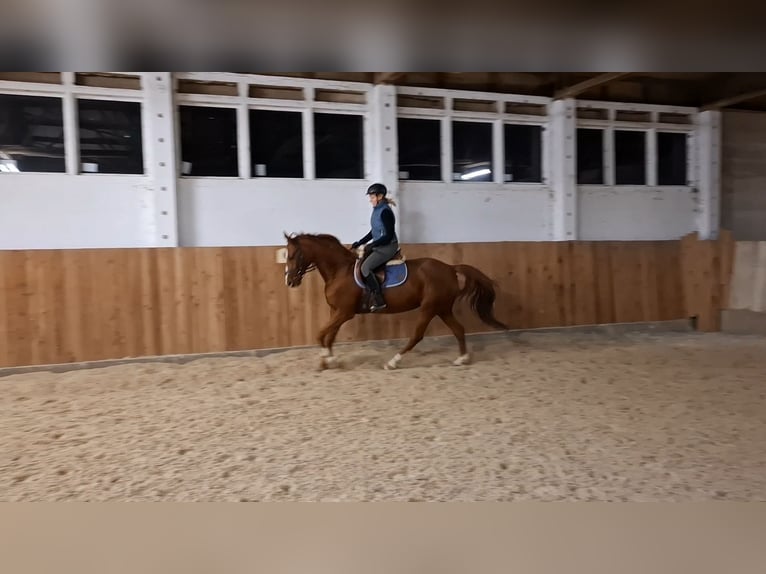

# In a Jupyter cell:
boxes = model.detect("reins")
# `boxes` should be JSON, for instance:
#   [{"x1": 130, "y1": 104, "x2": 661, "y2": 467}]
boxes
[{"x1": 293, "y1": 245, "x2": 317, "y2": 279}]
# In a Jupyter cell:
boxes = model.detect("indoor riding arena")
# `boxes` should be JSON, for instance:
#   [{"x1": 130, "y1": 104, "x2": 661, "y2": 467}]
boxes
[{"x1": 1, "y1": 73, "x2": 766, "y2": 502}]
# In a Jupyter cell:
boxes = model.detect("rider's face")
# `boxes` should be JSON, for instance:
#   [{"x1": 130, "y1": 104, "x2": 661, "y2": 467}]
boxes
[{"x1": 369, "y1": 194, "x2": 382, "y2": 207}]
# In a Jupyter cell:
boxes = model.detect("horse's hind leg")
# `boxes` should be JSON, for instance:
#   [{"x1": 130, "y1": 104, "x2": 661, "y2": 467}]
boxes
[
  {"x1": 385, "y1": 308, "x2": 435, "y2": 370},
  {"x1": 439, "y1": 311, "x2": 470, "y2": 366}
]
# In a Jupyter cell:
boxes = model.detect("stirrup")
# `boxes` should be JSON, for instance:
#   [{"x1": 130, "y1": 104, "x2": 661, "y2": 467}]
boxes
[{"x1": 369, "y1": 292, "x2": 387, "y2": 312}]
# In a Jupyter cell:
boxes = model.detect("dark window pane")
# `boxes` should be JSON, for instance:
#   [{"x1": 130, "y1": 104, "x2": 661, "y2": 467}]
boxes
[
  {"x1": 0, "y1": 94, "x2": 65, "y2": 173},
  {"x1": 250, "y1": 109, "x2": 303, "y2": 178},
  {"x1": 657, "y1": 132, "x2": 687, "y2": 185},
  {"x1": 453, "y1": 121, "x2": 492, "y2": 182},
  {"x1": 397, "y1": 117, "x2": 441, "y2": 180},
  {"x1": 78, "y1": 99, "x2": 144, "y2": 174},
  {"x1": 314, "y1": 112, "x2": 363, "y2": 179},
  {"x1": 504, "y1": 124, "x2": 542, "y2": 182},
  {"x1": 576, "y1": 128, "x2": 603, "y2": 184},
  {"x1": 615, "y1": 130, "x2": 646, "y2": 185},
  {"x1": 179, "y1": 105, "x2": 238, "y2": 176}
]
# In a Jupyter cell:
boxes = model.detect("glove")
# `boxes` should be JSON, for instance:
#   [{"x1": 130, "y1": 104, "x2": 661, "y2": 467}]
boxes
[{"x1": 351, "y1": 241, "x2": 360, "y2": 250}]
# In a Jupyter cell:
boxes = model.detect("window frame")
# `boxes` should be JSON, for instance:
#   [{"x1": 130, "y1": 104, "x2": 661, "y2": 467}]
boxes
[
  {"x1": 248, "y1": 107, "x2": 305, "y2": 180},
  {"x1": 396, "y1": 86, "x2": 550, "y2": 187},
  {"x1": 503, "y1": 122, "x2": 545, "y2": 184},
  {"x1": 311, "y1": 109, "x2": 367, "y2": 181},
  {"x1": 177, "y1": 103, "x2": 241, "y2": 178},
  {"x1": 656, "y1": 130, "x2": 691, "y2": 186},
  {"x1": 451, "y1": 117, "x2": 495, "y2": 183},
  {"x1": 613, "y1": 127, "x2": 649, "y2": 186},
  {"x1": 575, "y1": 102, "x2": 696, "y2": 189},
  {"x1": 76, "y1": 97, "x2": 146, "y2": 176},
  {"x1": 0, "y1": 73, "x2": 146, "y2": 176},
  {"x1": 174, "y1": 75, "x2": 372, "y2": 181},
  {"x1": 0, "y1": 73, "x2": 700, "y2": 190},
  {"x1": 576, "y1": 127, "x2": 607, "y2": 185},
  {"x1": 396, "y1": 115, "x2": 443, "y2": 182},
  {"x1": 0, "y1": 92, "x2": 67, "y2": 174}
]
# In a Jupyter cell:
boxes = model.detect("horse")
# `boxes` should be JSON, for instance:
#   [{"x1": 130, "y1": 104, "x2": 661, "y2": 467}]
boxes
[{"x1": 283, "y1": 232, "x2": 509, "y2": 370}]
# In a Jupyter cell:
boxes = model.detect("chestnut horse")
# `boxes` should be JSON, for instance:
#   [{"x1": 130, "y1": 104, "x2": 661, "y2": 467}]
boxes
[{"x1": 283, "y1": 232, "x2": 508, "y2": 369}]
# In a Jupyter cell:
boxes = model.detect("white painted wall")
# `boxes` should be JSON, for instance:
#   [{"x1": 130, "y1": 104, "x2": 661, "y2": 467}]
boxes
[
  {"x1": 398, "y1": 183, "x2": 552, "y2": 243},
  {"x1": 0, "y1": 174, "x2": 155, "y2": 249},
  {"x1": 178, "y1": 179, "x2": 374, "y2": 247},
  {"x1": 0, "y1": 73, "x2": 720, "y2": 249},
  {"x1": 177, "y1": 179, "x2": 553, "y2": 246},
  {"x1": 578, "y1": 186, "x2": 697, "y2": 241}
]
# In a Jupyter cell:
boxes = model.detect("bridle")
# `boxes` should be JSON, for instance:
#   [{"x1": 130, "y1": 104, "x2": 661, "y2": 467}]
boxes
[{"x1": 286, "y1": 243, "x2": 316, "y2": 284}]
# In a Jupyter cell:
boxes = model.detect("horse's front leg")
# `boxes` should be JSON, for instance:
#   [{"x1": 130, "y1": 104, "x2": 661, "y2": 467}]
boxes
[{"x1": 317, "y1": 309, "x2": 354, "y2": 370}]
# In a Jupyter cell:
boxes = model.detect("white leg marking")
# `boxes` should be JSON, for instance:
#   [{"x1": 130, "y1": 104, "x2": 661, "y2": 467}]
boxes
[
  {"x1": 319, "y1": 348, "x2": 338, "y2": 369},
  {"x1": 453, "y1": 353, "x2": 471, "y2": 366},
  {"x1": 385, "y1": 353, "x2": 402, "y2": 370}
]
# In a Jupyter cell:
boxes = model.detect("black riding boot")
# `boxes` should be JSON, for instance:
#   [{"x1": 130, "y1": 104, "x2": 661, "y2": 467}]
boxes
[{"x1": 364, "y1": 273, "x2": 387, "y2": 312}]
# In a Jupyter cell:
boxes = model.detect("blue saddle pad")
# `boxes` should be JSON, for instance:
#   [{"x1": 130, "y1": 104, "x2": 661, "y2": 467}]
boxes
[{"x1": 354, "y1": 260, "x2": 408, "y2": 289}]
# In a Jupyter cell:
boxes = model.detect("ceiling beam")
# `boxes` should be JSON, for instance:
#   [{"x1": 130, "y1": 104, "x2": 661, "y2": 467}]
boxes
[
  {"x1": 374, "y1": 72, "x2": 406, "y2": 85},
  {"x1": 701, "y1": 86, "x2": 766, "y2": 110},
  {"x1": 554, "y1": 72, "x2": 632, "y2": 99}
]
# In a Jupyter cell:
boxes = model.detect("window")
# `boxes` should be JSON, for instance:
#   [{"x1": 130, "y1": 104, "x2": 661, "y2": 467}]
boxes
[
  {"x1": 250, "y1": 109, "x2": 303, "y2": 178},
  {"x1": 614, "y1": 130, "x2": 646, "y2": 185},
  {"x1": 397, "y1": 117, "x2": 441, "y2": 181},
  {"x1": 314, "y1": 112, "x2": 363, "y2": 179},
  {"x1": 78, "y1": 99, "x2": 144, "y2": 174},
  {"x1": 452, "y1": 120, "x2": 492, "y2": 182},
  {"x1": 0, "y1": 94, "x2": 65, "y2": 173},
  {"x1": 576, "y1": 128, "x2": 603, "y2": 184},
  {"x1": 657, "y1": 132, "x2": 687, "y2": 185},
  {"x1": 179, "y1": 106, "x2": 238, "y2": 176},
  {"x1": 504, "y1": 124, "x2": 542, "y2": 182}
]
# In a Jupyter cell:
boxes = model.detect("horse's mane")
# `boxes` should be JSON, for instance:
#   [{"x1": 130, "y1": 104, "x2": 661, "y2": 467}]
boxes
[
  {"x1": 290, "y1": 232, "x2": 342, "y2": 245},
  {"x1": 289, "y1": 232, "x2": 355, "y2": 259}
]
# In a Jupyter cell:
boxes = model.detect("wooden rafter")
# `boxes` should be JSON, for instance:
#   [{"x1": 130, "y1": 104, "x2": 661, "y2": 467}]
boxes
[
  {"x1": 701, "y1": 86, "x2": 766, "y2": 110},
  {"x1": 554, "y1": 72, "x2": 631, "y2": 99},
  {"x1": 374, "y1": 72, "x2": 406, "y2": 85}
]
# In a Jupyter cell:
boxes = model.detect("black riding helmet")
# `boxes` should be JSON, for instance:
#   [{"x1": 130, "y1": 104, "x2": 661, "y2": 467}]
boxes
[{"x1": 366, "y1": 183, "x2": 387, "y2": 196}]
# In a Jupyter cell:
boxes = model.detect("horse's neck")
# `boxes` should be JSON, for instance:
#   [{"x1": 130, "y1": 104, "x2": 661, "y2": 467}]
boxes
[{"x1": 304, "y1": 241, "x2": 353, "y2": 282}]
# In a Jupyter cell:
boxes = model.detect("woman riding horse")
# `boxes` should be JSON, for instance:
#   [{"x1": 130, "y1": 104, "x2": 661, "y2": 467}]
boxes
[{"x1": 350, "y1": 183, "x2": 398, "y2": 312}]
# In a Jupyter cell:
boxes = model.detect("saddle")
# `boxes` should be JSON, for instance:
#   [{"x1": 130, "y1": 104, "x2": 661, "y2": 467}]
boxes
[{"x1": 353, "y1": 249, "x2": 408, "y2": 289}]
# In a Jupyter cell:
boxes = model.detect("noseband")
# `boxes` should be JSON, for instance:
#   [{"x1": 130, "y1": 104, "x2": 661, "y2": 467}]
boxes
[{"x1": 289, "y1": 244, "x2": 316, "y2": 282}]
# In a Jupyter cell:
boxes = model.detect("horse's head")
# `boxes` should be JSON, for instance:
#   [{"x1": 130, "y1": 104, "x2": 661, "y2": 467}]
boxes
[
  {"x1": 284, "y1": 232, "x2": 354, "y2": 287},
  {"x1": 283, "y1": 232, "x2": 310, "y2": 287}
]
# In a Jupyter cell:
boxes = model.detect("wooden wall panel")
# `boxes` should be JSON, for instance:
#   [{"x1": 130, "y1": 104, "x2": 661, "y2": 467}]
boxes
[
  {"x1": 727, "y1": 240, "x2": 766, "y2": 313},
  {"x1": 0, "y1": 235, "x2": 734, "y2": 368},
  {"x1": 680, "y1": 230, "x2": 735, "y2": 331},
  {"x1": 592, "y1": 243, "x2": 616, "y2": 325},
  {"x1": 722, "y1": 110, "x2": 766, "y2": 241},
  {"x1": 612, "y1": 243, "x2": 647, "y2": 324},
  {"x1": 570, "y1": 243, "x2": 598, "y2": 326}
]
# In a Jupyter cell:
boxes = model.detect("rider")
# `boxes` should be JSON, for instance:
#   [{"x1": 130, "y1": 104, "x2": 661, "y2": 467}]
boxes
[{"x1": 351, "y1": 183, "x2": 399, "y2": 312}]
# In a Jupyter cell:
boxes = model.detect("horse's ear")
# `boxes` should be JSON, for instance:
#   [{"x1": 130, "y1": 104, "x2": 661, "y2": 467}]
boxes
[{"x1": 283, "y1": 231, "x2": 293, "y2": 242}]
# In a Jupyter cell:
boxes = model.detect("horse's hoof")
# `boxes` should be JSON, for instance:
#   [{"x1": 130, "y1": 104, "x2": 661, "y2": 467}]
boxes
[
  {"x1": 384, "y1": 353, "x2": 402, "y2": 370},
  {"x1": 452, "y1": 354, "x2": 471, "y2": 366}
]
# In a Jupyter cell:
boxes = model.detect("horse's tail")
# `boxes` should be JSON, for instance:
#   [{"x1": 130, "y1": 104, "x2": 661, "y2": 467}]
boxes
[{"x1": 453, "y1": 264, "x2": 510, "y2": 331}]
